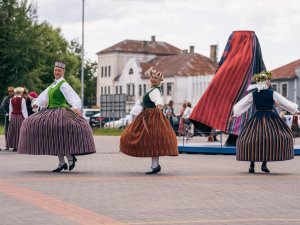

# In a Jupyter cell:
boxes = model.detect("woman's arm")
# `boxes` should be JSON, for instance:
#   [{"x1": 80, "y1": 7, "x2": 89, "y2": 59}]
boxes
[{"x1": 233, "y1": 93, "x2": 253, "y2": 117}]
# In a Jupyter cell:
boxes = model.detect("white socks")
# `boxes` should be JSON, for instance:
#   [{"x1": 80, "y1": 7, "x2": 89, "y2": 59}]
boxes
[
  {"x1": 151, "y1": 157, "x2": 159, "y2": 168},
  {"x1": 66, "y1": 154, "x2": 73, "y2": 166},
  {"x1": 58, "y1": 154, "x2": 66, "y2": 165}
]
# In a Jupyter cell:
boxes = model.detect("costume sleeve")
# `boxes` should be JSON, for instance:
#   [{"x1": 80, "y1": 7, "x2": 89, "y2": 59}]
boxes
[
  {"x1": 149, "y1": 88, "x2": 162, "y2": 106},
  {"x1": 233, "y1": 93, "x2": 253, "y2": 117},
  {"x1": 273, "y1": 91, "x2": 299, "y2": 114},
  {"x1": 35, "y1": 87, "x2": 50, "y2": 107},
  {"x1": 60, "y1": 83, "x2": 82, "y2": 110},
  {"x1": 9, "y1": 99, "x2": 12, "y2": 120},
  {"x1": 21, "y1": 98, "x2": 28, "y2": 119}
]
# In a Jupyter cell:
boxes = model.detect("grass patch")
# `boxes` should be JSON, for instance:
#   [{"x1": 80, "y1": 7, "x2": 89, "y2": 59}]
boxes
[
  {"x1": 0, "y1": 125, "x2": 123, "y2": 136},
  {"x1": 92, "y1": 128, "x2": 123, "y2": 136}
]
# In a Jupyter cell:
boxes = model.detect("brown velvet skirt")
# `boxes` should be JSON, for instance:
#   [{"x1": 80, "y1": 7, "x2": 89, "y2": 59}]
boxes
[{"x1": 120, "y1": 108, "x2": 178, "y2": 157}]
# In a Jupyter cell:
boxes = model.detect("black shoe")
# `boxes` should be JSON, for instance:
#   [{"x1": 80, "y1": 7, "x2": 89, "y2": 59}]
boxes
[
  {"x1": 249, "y1": 167, "x2": 255, "y2": 173},
  {"x1": 68, "y1": 155, "x2": 77, "y2": 171},
  {"x1": 261, "y1": 166, "x2": 270, "y2": 173},
  {"x1": 52, "y1": 163, "x2": 68, "y2": 172},
  {"x1": 4, "y1": 148, "x2": 9, "y2": 151},
  {"x1": 145, "y1": 165, "x2": 161, "y2": 174},
  {"x1": 13, "y1": 148, "x2": 17, "y2": 152}
]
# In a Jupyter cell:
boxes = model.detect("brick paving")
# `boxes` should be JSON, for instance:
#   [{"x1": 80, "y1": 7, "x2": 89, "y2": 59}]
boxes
[{"x1": 1, "y1": 135, "x2": 300, "y2": 225}]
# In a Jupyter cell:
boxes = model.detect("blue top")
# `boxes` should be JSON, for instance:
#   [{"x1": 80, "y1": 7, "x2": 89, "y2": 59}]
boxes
[{"x1": 253, "y1": 89, "x2": 274, "y2": 111}]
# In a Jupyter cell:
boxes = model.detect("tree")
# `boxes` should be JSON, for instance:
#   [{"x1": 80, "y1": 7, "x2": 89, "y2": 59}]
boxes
[{"x1": 0, "y1": 0, "x2": 81, "y2": 101}]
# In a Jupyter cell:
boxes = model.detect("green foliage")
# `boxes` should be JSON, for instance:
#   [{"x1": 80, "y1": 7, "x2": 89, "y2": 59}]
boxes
[{"x1": 0, "y1": 0, "x2": 96, "y2": 103}]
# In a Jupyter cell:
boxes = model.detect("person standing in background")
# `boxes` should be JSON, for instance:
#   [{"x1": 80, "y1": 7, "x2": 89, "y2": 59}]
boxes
[{"x1": 0, "y1": 86, "x2": 15, "y2": 150}]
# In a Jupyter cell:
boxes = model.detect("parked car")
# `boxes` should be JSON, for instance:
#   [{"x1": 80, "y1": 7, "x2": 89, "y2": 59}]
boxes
[
  {"x1": 83, "y1": 108, "x2": 100, "y2": 122},
  {"x1": 104, "y1": 115, "x2": 132, "y2": 129},
  {"x1": 89, "y1": 112, "x2": 107, "y2": 128}
]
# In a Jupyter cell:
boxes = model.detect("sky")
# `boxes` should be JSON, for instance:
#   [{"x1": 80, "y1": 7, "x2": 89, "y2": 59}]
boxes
[{"x1": 35, "y1": 0, "x2": 300, "y2": 70}]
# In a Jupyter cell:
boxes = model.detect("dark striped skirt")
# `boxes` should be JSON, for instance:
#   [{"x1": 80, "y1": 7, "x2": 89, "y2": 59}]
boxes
[
  {"x1": 120, "y1": 108, "x2": 178, "y2": 157},
  {"x1": 236, "y1": 111, "x2": 294, "y2": 161},
  {"x1": 7, "y1": 114, "x2": 25, "y2": 149},
  {"x1": 18, "y1": 108, "x2": 96, "y2": 156}
]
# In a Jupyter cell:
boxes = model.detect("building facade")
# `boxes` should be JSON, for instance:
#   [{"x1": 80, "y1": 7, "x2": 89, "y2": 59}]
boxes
[
  {"x1": 271, "y1": 59, "x2": 300, "y2": 105},
  {"x1": 96, "y1": 36, "x2": 218, "y2": 115}
]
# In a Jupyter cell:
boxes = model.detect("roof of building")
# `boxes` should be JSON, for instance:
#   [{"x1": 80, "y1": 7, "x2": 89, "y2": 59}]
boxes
[
  {"x1": 139, "y1": 53, "x2": 217, "y2": 78},
  {"x1": 271, "y1": 59, "x2": 300, "y2": 80},
  {"x1": 97, "y1": 39, "x2": 181, "y2": 55}
]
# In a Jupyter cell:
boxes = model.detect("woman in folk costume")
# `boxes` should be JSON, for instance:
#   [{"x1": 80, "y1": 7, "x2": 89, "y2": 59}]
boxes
[
  {"x1": 7, "y1": 87, "x2": 28, "y2": 151},
  {"x1": 120, "y1": 68, "x2": 178, "y2": 174},
  {"x1": 189, "y1": 31, "x2": 266, "y2": 145},
  {"x1": 233, "y1": 71, "x2": 299, "y2": 173},
  {"x1": 18, "y1": 62, "x2": 96, "y2": 172}
]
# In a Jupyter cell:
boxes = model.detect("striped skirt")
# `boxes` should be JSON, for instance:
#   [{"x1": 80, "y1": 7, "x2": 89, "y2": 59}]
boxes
[
  {"x1": 236, "y1": 111, "x2": 294, "y2": 161},
  {"x1": 120, "y1": 108, "x2": 178, "y2": 157},
  {"x1": 7, "y1": 114, "x2": 25, "y2": 149},
  {"x1": 18, "y1": 108, "x2": 96, "y2": 156}
]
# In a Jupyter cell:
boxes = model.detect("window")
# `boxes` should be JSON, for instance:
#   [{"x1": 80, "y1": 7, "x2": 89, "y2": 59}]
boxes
[
  {"x1": 272, "y1": 83, "x2": 278, "y2": 92},
  {"x1": 108, "y1": 66, "x2": 111, "y2": 77},
  {"x1": 129, "y1": 68, "x2": 133, "y2": 75},
  {"x1": 101, "y1": 67, "x2": 104, "y2": 77},
  {"x1": 108, "y1": 86, "x2": 110, "y2": 95},
  {"x1": 161, "y1": 83, "x2": 164, "y2": 95},
  {"x1": 143, "y1": 84, "x2": 147, "y2": 94},
  {"x1": 116, "y1": 86, "x2": 118, "y2": 94},
  {"x1": 104, "y1": 87, "x2": 107, "y2": 95},
  {"x1": 133, "y1": 84, "x2": 135, "y2": 96},
  {"x1": 120, "y1": 86, "x2": 123, "y2": 94},
  {"x1": 167, "y1": 82, "x2": 172, "y2": 95},
  {"x1": 281, "y1": 83, "x2": 288, "y2": 97},
  {"x1": 139, "y1": 85, "x2": 142, "y2": 96},
  {"x1": 105, "y1": 66, "x2": 107, "y2": 77},
  {"x1": 127, "y1": 84, "x2": 131, "y2": 96},
  {"x1": 101, "y1": 87, "x2": 103, "y2": 95},
  {"x1": 127, "y1": 84, "x2": 135, "y2": 96}
]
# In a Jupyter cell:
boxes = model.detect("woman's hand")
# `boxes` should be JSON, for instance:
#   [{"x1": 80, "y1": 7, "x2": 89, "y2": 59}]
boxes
[{"x1": 73, "y1": 108, "x2": 81, "y2": 116}]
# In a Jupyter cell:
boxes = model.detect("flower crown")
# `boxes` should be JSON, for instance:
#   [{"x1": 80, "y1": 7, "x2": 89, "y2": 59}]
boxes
[
  {"x1": 146, "y1": 67, "x2": 163, "y2": 81},
  {"x1": 253, "y1": 71, "x2": 272, "y2": 83}
]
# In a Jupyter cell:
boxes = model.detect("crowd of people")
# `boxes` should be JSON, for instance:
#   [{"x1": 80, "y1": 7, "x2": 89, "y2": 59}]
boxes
[{"x1": 0, "y1": 86, "x2": 38, "y2": 151}]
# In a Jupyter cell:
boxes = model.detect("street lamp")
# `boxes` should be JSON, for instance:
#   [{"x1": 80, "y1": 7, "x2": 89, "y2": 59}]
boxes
[{"x1": 81, "y1": 0, "x2": 85, "y2": 113}]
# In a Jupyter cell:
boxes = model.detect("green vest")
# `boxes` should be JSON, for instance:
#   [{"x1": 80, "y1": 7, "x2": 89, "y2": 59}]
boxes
[
  {"x1": 47, "y1": 80, "x2": 70, "y2": 109},
  {"x1": 142, "y1": 86, "x2": 161, "y2": 109}
]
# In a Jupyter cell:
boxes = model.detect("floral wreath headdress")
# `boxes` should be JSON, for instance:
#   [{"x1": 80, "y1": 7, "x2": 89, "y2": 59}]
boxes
[
  {"x1": 146, "y1": 67, "x2": 164, "y2": 81},
  {"x1": 253, "y1": 71, "x2": 272, "y2": 83}
]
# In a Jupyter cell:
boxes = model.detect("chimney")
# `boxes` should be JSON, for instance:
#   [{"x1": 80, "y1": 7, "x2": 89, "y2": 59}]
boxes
[
  {"x1": 210, "y1": 45, "x2": 218, "y2": 63},
  {"x1": 189, "y1": 46, "x2": 194, "y2": 53},
  {"x1": 151, "y1": 35, "x2": 156, "y2": 42}
]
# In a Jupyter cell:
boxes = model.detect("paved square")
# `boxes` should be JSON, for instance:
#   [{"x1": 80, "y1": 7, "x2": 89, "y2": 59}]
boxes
[{"x1": 1, "y1": 135, "x2": 300, "y2": 225}]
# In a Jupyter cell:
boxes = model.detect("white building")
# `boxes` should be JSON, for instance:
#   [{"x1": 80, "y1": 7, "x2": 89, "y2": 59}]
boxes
[{"x1": 96, "y1": 36, "x2": 218, "y2": 114}]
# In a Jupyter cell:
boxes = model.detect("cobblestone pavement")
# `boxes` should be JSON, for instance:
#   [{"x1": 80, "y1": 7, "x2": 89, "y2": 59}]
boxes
[{"x1": 1, "y1": 135, "x2": 300, "y2": 225}]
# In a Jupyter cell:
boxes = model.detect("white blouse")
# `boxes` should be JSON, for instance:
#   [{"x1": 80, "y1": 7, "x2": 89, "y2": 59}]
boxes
[
  {"x1": 182, "y1": 107, "x2": 193, "y2": 119},
  {"x1": 233, "y1": 91, "x2": 299, "y2": 117},
  {"x1": 148, "y1": 87, "x2": 163, "y2": 106},
  {"x1": 34, "y1": 77, "x2": 81, "y2": 109},
  {"x1": 9, "y1": 96, "x2": 28, "y2": 120}
]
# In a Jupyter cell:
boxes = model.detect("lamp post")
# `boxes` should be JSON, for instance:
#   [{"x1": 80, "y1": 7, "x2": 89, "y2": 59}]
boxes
[{"x1": 81, "y1": 0, "x2": 85, "y2": 113}]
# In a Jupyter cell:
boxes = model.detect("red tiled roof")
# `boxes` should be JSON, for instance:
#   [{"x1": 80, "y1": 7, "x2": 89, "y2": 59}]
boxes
[
  {"x1": 97, "y1": 39, "x2": 181, "y2": 55},
  {"x1": 271, "y1": 59, "x2": 300, "y2": 80},
  {"x1": 140, "y1": 53, "x2": 218, "y2": 78}
]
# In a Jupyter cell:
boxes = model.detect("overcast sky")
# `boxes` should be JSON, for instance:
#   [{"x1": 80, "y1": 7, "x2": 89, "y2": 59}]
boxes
[{"x1": 35, "y1": 0, "x2": 300, "y2": 70}]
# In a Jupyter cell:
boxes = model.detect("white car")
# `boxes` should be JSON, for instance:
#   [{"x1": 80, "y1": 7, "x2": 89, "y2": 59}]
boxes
[
  {"x1": 82, "y1": 109, "x2": 100, "y2": 122},
  {"x1": 104, "y1": 115, "x2": 132, "y2": 129}
]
